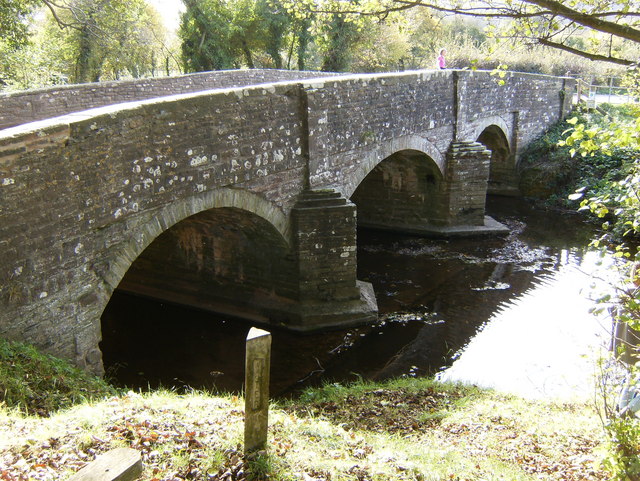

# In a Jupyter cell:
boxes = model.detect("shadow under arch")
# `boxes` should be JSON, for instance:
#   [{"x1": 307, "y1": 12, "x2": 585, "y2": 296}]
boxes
[
  {"x1": 350, "y1": 148, "x2": 449, "y2": 231},
  {"x1": 95, "y1": 187, "x2": 293, "y2": 366},
  {"x1": 102, "y1": 188, "x2": 290, "y2": 295},
  {"x1": 475, "y1": 123, "x2": 517, "y2": 196},
  {"x1": 341, "y1": 135, "x2": 445, "y2": 200},
  {"x1": 99, "y1": 196, "x2": 298, "y2": 386}
]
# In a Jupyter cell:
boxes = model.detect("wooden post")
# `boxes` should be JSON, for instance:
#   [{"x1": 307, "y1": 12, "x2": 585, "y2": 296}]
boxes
[
  {"x1": 244, "y1": 327, "x2": 272, "y2": 452},
  {"x1": 576, "y1": 79, "x2": 583, "y2": 103}
]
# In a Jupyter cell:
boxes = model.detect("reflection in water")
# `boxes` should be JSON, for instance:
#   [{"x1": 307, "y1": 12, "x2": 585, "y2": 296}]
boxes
[
  {"x1": 438, "y1": 250, "x2": 615, "y2": 400},
  {"x1": 100, "y1": 197, "x2": 616, "y2": 399}
]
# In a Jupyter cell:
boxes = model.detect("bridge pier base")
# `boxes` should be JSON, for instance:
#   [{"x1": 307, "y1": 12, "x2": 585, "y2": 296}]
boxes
[
  {"x1": 421, "y1": 141, "x2": 509, "y2": 236},
  {"x1": 289, "y1": 190, "x2": 378, "y2": 330},
  {"x1": 353, "y1": 142, "x2": 508, "y2": 237}
]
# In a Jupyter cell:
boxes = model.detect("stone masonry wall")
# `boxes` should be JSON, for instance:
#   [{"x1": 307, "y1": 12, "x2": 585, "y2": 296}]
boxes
[
  {"x1": 0, "y1": 69, "x2": 339, "y2": 130},
  {"x1": 0, "y1": 69, "x2": 575, "y2": 372},
  {"x1": 0, "y1": 82, "x2": 308, "y2": 372},
  {"x1": 306, "y1": 70, "x2": 574, "y2": 197},
  {"x1": 455, "y1": 71, "x2": 575, "y2": 156},
  {"x1": 306, "y1": 70, "x2": 456, "y2": 193}
]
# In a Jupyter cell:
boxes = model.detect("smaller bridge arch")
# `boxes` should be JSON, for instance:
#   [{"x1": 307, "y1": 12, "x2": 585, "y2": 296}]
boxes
[
  {"x1": 341, "y1": 135, "x2": 445, "y2": 200},
  {"x1": 469, "y1": 115, "x2": 512, "y2": 151},
  {"x1": 473, "y1": 118, "x2": 518, "y2": 196}
]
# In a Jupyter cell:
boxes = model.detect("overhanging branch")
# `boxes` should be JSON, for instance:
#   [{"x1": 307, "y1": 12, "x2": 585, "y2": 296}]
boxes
[
  {"x1": 503, "y1": 0, "x2": 640, "y2": 43},
  {"x1": 391, "y1": 0, "x2": 640, "y2": 42},
  {"x1": 538, "y1": 38, "x2": 635, "y2": 66}
]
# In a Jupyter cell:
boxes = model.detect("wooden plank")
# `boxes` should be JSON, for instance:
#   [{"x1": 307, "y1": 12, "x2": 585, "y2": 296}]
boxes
[{"x1": 68, "y1": 448, "x2": 142, "y2": 481}]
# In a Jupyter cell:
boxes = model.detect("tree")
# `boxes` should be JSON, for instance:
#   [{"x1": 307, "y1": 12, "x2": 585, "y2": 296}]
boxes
[
  {"x1": 296, "y1": 0, "x2": 640, "y2": 66},
  {"x1": 180, "y1": 0, "x2": 237, "y2": 71},
  {"x1": 38, "y1": 0, "x2": 168, "y2": 83},
  {"x1": 318, "y1": 12, "x2": 361, "y2": 71},
  {"x1": 258, "y1": 0, "x2": 291, "y2": 69},
  {"x1": 180, "y1": 0, "x2": 295, "y2": 72},
  {"x1": 1, "y1": 0, "x2": 40, "y2": 48},
  {"x1": 350, "y1": 17, "x2": 410, "y2": 72}
]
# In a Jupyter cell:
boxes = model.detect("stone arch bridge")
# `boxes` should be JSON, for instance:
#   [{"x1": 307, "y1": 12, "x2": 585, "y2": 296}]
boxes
[{"x1": 0, "y1": 69, "x2": 575, "y2": 373}]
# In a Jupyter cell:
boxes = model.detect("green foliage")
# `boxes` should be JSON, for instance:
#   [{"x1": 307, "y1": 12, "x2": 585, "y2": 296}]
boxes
[
  {"x1": 0, "y1": 337, "x2": 117, "y2": 416},
  {"x1": 519, "y1": 106, "x2": 631, "y2": 215},
  {"x1": 592, "y1": 356, "x2": 640, "y2": 480},
  {"x1": 563, "y1": 102, "x2": 640, "y2": 239},
  {"x1": 284, "y1": 0, "x2": 640, "y2": 67},
  {"x1": 560, "y1": 70, "x2": 640, "y2": 481},
  {"x1": 4, "y1": 0, "x2": 635, "y2": 90},
  {"x1": 317, "y1": 12, "x2": 361, "y2": 72},
  {"x1": 180, "y1": 0, "x2": 237, "y2": 71},
  {"x1": 0, "y1": 0, "x2": 38, "y2": 48},
  {"x1": 0, "y1": 0, "x2": 176, "y2": 89},
  {"x1": 179, "y1": 0, "x2": 296, "y2": 72},
  {"x1": 600, "y1": 416, "x2": 640, "y2": 480}
]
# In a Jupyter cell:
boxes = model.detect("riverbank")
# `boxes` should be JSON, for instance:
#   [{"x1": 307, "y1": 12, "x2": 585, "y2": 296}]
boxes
[{"x1": 1, "y1": 377, "x2": 606, "y2": 481}]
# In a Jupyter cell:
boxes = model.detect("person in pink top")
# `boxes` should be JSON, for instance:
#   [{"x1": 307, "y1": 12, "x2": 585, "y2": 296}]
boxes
[{"x1": 437, "y1": 48, "x2": 446, "y2": 69}]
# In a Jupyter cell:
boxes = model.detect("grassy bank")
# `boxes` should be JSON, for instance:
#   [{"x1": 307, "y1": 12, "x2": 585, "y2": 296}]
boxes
[
  {"x1": 0, "y1": 338, "x2": 117, "y2": 416},
  {"x1": 0, "y1": 339, "x2": 607, "y2": 481},
  {"x1": 518, "y1": 104, "x2": 638, "y2": 214}
]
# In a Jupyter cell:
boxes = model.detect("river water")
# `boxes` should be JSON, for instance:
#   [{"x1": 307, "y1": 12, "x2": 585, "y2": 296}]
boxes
[{"x1": 100, "y1": 196, "x2": 617, "y2": 400}]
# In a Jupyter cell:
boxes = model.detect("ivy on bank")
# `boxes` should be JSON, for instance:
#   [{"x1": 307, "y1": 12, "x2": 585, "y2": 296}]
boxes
[{"x1": 519, "y1": 104, "x2": 636, "y2": 230}]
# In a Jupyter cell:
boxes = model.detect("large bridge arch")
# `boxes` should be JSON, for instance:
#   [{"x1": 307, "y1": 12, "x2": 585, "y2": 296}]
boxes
[
  {"x1": 85, "y1": 188, "x2": 292, "y2": 373},
  {"x1": 101, "y1": 188, "x2": 290, "y2": 293},
  {"x1": 102, "y1": 204, "x2": 297, "y2": 330}
]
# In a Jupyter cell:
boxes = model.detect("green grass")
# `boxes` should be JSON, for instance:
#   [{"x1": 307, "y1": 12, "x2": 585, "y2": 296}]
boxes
[
  {"x1": 0, "y1": 337, "x2": 118, "y2": 416},
  {"x1": 0, "y1": 339, "x2": 608, "y2": 480}
]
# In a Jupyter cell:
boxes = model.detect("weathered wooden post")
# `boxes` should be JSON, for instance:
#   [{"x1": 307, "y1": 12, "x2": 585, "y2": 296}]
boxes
[
  {"x1": 244, "y1": 327, "x2": 272, "y2": 452},
  {"x1": 69, "y1": 448, "x2": 142, "y2": 481}
]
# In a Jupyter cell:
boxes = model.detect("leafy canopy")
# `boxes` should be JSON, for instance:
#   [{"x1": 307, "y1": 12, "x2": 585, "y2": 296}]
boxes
[{"x1": 286, "y1": 0, "x2": 640, "y2": 66}]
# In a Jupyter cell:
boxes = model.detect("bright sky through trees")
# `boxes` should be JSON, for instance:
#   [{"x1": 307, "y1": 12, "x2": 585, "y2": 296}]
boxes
[{"x1": 147, "y1": 0, "x2": 185, "y2": 31}]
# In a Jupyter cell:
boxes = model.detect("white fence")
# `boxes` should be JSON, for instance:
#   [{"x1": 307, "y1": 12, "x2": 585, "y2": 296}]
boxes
[{"x1": 575, "y1": 76, "x2": 638, "y2": 106}]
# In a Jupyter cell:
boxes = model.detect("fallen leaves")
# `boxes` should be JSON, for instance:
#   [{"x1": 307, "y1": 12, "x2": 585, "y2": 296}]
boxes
[
  {"x1": 0, "y1": 387, "x2": 608, "y2": 481},
  {"x1": 288, "y1": 387, "x2": 461, "y2": 434}
]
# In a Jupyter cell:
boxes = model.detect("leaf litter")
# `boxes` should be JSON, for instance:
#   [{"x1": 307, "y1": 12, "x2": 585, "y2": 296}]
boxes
[{"x1": 0, "y1": 386, "x2": 608, "y2": 481}]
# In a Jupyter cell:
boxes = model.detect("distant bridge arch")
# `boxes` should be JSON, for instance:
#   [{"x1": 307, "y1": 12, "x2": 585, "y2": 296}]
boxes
[{"x1": 471, "y1": 115, "x2": 512, "y2": 152}]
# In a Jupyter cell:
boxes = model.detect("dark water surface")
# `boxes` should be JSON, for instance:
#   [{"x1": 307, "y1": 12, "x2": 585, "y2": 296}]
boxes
[{"x1": 100, "y1": 197, "x2": 611, "y2": 399}]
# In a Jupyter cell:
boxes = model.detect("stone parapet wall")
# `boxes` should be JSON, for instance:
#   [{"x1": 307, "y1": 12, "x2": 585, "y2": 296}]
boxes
[{"x1": 0, "y1": 69, "x2": 339, "y2": 130}]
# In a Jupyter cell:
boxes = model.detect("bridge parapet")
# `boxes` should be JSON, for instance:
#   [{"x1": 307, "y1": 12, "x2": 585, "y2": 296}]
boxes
[{"x1": 0, "y1": 69, "x2": 341, "y2": 131}]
